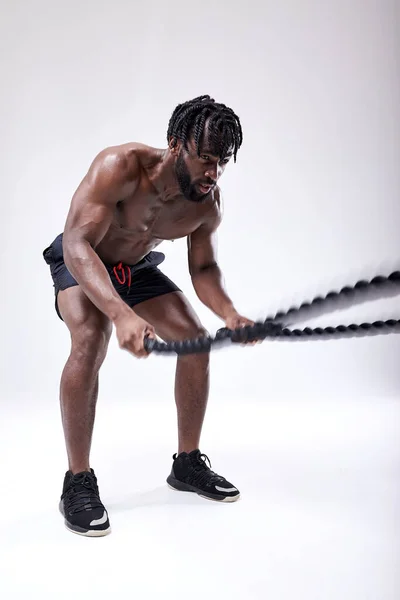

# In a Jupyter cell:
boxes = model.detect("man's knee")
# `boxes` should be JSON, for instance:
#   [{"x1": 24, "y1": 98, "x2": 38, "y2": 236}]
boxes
[
  {"x1": 71, "y1": 322, "x2": 112, "y2": 364},
  {"x1": 175, "y1": 323, "x2": 211, "y2": 363},
  {"x1": 174, "y1": 321, "x2": 209, "y2": 342},
  {"x1": 58, "y1": 287, "x2": 112, "y2": 362}
]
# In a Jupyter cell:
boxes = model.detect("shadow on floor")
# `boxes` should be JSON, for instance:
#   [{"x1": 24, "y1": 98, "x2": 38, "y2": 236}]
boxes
[{"x1": 106, "y1": 484, "x2": 236, "y2": 512}]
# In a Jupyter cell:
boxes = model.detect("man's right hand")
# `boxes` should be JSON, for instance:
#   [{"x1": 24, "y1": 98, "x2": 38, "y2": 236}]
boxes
[{"x1": 114, "y1": 312, "x2": 156, "y2": 358}]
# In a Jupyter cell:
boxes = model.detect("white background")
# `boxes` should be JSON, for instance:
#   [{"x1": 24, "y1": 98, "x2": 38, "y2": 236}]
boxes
[{"x1": 1, "y1": 1, "x2": 399, "y2": 599}]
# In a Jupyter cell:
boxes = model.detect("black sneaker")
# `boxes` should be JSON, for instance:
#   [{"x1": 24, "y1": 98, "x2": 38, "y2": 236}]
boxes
[
  {"x1": 166, "y1": 450, "x2": 240, "y2": 502},
  {"x1": 59, "y1": 469, "x2": 111, "y2": 537}
]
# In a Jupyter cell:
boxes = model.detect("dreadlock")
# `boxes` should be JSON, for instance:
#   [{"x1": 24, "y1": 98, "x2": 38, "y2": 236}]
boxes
[{"x1": 167, "y1": 95, "x2": 243, "y2": 162}]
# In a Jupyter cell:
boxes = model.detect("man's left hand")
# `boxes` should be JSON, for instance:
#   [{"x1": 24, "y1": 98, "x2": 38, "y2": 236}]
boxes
[{"x1": 224, "y1": 312, "x2": 258, "y2": 345}]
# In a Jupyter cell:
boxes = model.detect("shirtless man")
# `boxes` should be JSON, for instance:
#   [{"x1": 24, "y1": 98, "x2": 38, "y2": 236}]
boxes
[{"x1": 43, "y1": 94, "x2": 254, "y2": 537}]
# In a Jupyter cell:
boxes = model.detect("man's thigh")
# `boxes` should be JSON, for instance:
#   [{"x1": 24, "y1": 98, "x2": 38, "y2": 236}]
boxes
[{"x1": 133, "y1": 291, "x2": 207, "y2": 342}]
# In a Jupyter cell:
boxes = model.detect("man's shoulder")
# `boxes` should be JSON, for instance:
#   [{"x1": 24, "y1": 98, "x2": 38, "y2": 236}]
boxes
[
  {"x1": 213, "y1": 186, "x2": 223, "y2": 209},
  {"x1": 209, "y1": 185, "x2": 223, "y2": 217},
  {"x1": 95, "y1": 142, "x2": 159, "y2": 164},
  {"x1": 200, "y1": 186, "x2": 223, "y2": 231},
  {"x1": 91, "y1": 142, "x2": 162, "y2": 180}
]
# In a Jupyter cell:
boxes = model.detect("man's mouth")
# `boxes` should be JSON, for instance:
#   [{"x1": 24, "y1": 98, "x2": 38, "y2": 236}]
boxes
[{"x1": 198, "y1": 183, "x2": 214, "y2": 194}]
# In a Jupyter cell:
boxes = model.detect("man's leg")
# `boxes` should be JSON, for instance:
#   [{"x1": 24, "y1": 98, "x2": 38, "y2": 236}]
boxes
[
  {"x1": 133, "y1": 291, "x2": 240, "y2": 502},
  {"x1": 57, "y1": 287, "x2": 112, "y2": 473},
  {"x1": 133, "y1": 291, "x2": 210, "y2": 454},
  {"x1": 56, "y1": 286, "x2": 113, "y2": 535}
]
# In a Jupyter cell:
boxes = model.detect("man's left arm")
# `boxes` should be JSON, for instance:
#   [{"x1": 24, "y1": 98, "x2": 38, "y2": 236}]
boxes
[{"x1": 187, "y1": 196, "x2": 254, "y2": 331}]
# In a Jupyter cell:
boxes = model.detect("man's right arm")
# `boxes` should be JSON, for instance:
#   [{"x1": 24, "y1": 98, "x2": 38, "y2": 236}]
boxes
[{"x1": 62, "y1": 148, "x2": 138, "y2": 323}]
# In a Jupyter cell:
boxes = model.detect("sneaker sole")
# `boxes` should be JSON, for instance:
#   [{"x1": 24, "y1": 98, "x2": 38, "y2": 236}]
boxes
[
  {"x1": 65, "y1": 523, "x2": 112, "y2": 537},
  {"x1": 167, "y1": 477, "x2": 240, "y2": 503},
  {"x1": 59, "y1": 503, "x2": 111, "y2": 537}
]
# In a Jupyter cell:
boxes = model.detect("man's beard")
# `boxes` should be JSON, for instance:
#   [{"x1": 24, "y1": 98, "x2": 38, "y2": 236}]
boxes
[{"x1": 175, "y1": 151, "x2": 206, "y2": 203}]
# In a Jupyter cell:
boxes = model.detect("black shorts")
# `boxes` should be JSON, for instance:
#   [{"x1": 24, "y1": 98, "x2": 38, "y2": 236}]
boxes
[{"x1": 42, "y1": 233, "x2": 181, "y2": 321}]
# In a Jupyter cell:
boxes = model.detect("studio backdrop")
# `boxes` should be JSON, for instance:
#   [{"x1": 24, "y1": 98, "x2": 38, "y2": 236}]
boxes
[{"x1": 1, "y1": 0, "x2": 399, "y2": 407}]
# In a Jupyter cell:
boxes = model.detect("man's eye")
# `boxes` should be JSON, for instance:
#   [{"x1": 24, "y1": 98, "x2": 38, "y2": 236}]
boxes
[{"x1": 201, "y1": 155, "x2": 210, "y2": 161}]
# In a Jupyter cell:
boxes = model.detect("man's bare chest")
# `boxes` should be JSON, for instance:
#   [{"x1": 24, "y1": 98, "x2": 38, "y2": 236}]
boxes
[{"x1": 114, "y1": 191, "x2": 209, "y2": 241}]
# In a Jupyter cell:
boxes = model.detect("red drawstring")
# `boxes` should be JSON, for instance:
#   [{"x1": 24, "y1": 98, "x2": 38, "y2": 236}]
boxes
[
  {"x1": 113, "y1": 262, "x2": 131, "y2": 290},
  {"x1": 113, "y1": 262, "x2": 125, "y2": 284}
]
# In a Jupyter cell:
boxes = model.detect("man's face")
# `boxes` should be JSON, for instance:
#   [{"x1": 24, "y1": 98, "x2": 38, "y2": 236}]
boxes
[{"x1": 173, "y1": 135, "x2": 233, "y2": 203}]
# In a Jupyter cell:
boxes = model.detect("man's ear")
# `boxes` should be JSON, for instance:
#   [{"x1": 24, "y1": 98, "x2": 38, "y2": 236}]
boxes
[{"x1": 169, "y1": 137, "x2": 181, "y2": 156}]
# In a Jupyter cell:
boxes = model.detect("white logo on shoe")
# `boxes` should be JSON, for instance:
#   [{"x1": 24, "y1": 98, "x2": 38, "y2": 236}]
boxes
[
  {"x1": 215, "y1": 486, "x2": 238, "y2": 493},
  {"x1": 90, "y1": 511, "x2": 108, "y2": 526}
]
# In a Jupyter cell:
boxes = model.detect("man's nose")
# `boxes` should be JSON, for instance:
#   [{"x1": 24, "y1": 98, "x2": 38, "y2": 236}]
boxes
[{"x1": 205, "y1": 164, "x2": 220, "y2": 182}]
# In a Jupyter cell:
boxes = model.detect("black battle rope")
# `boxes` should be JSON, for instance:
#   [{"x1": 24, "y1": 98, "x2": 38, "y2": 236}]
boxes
[{"x1": 144, "y1": 271, "x2": 400, "y2": 355}]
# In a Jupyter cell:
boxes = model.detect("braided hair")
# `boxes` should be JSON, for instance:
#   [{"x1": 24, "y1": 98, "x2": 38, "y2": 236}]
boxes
[{"x1": 167, "y1": 95, "x2": 243, "y2": 162}]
